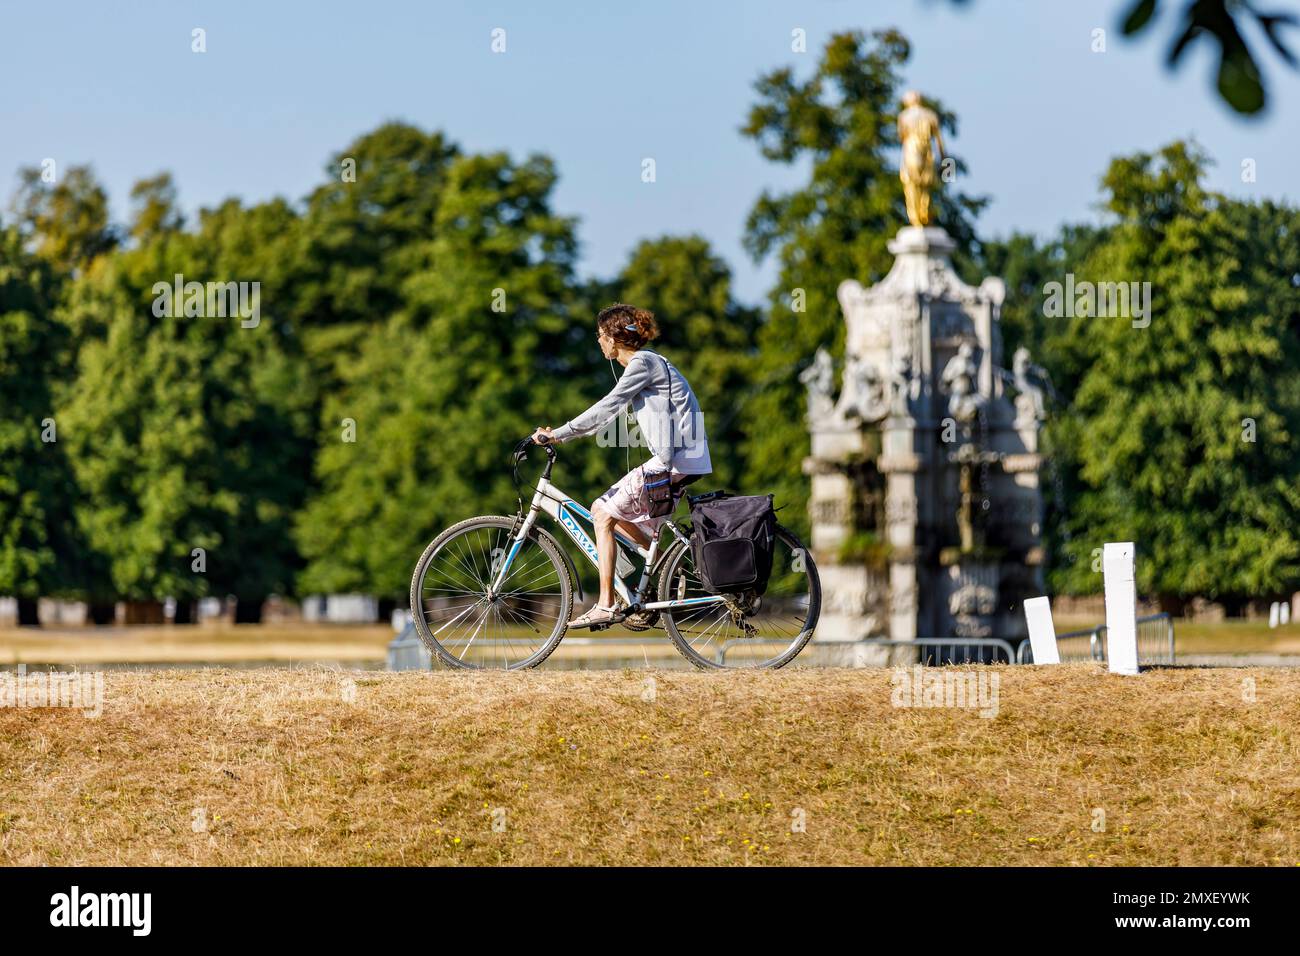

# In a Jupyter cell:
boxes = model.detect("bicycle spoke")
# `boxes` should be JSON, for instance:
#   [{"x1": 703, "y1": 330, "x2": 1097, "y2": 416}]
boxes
[
  {"x1": 412, "y1": 518, "x2": 571, "y2": 670},
  {"x1": 659, "y1": 526, "x2": 820, "y2": 669}
]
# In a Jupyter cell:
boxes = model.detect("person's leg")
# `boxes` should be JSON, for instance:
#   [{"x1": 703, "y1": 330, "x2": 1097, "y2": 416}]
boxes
[
  {"x1": 570, "y1": 471, "x2": 655, "y2": 628},
  {"x1": 572, "y1": 508, "x2": 651, "y2": 626},
  {"x1": 613, "y1": 517, "x2": 651, "y2": 550},
  {"x1": 592, "y1": 500, "x2": 619, "y2": 609}
]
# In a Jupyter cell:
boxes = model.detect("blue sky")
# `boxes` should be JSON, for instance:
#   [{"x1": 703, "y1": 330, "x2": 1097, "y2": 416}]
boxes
[{"x1": 2, "y1": 0, "x2": 1298, "y2": 304}]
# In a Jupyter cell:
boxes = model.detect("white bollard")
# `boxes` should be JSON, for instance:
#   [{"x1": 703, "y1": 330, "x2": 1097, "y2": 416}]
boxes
[
  {"x1": 1269, "y1": 602, "x2": 1280, "y2": 629},
  {"x1": 1023, "y1": 596, "x2": 1060, "y2": 664},
  {"x1": 1103, "y1": 542, "x2": 1139, "y2": 675},
  {"x1": 1282, "y1": 603, "x2": 1291, "y2": 626}
]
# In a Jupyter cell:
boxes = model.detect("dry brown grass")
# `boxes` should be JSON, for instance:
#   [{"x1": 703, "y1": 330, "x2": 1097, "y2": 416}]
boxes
[
  {"x1": 0, "y1": 623, "x2": 392, "y2": 665},
  {"x1": 0, "y1": 622, "x2": 679, "y2": 666},
  {"x1": 2, "y1": 665, "x2": 1298, "y2": 866},
  {"x1": 6, "y1": 618, "x2": 1298, "y2": 668}
]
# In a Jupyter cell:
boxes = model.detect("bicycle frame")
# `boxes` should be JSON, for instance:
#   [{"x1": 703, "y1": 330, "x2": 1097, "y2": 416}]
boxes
[{"x1": 490, "y1": 465, "x2": 726, "y2": 614}]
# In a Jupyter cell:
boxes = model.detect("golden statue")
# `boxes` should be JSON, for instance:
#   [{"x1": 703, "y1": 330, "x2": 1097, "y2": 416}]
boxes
[{"x1": 898, "y1": 90, "x2": 946, "y2": 227}]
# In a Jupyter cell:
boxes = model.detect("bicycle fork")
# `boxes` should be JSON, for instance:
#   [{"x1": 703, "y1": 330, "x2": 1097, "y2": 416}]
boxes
[{"x1": 487, "y1": 500, "x2": 541, "y2": 599}]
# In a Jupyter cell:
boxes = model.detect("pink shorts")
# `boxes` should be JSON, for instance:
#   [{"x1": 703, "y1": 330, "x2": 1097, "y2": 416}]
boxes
[{"x1": 595, "y1": 466, "x2": 673, "y2": 534}]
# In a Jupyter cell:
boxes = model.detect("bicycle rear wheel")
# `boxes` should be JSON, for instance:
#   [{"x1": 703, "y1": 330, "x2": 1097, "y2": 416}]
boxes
[
  {"x1": 658, "y1": 524, "x2": 820, "y2": 669},
  {"x1": 409, "y1": 515, "x2": 573, "y2": 669}
]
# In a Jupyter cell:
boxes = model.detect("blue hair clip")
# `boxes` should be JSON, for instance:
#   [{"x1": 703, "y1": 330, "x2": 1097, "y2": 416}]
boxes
[{"x1": 625, "y1": 324, "x2": 637, "y2": 331}]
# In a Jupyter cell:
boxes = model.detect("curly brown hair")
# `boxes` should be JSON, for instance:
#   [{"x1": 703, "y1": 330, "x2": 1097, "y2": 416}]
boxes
[{"x1": 596, "y1": 303, "x2": 660, "y2": 350}]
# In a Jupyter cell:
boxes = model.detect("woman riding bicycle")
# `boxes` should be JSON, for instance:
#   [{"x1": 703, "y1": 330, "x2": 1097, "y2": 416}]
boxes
[{"x1": 531, "y1": 303, "x2": 711, "y2": 629}]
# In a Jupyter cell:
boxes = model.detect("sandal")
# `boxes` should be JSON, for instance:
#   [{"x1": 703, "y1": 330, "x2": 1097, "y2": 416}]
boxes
[{"x1": 567, "y1": 604, "x2": 621, "y2": 629}]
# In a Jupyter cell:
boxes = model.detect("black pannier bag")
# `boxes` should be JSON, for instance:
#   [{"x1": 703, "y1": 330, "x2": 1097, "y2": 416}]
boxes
[{"x1": 688, "y1": 492, "x2": 777, "y2": 594}]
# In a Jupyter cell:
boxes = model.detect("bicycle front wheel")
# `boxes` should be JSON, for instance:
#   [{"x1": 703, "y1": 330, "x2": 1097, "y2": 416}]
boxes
[
  {"x1": 658, "y1": 524, "x2": 820, "y2": 669},
  {"x1": 409, "y1": 515, "x2": 573, "y2": 670}
]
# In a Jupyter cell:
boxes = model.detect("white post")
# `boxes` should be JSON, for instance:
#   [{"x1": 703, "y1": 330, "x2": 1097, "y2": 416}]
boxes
[
  {"x1": 1282, "y1": 603, "x2": 1292, "y2": 626},
  {"x1": 1023, "y1": 596, "x2": 1060, "y2": 664},
  {"x1": 1103, "y1": 542, "x2": 1139, "y2": 675},
  {"x1": 1269, "y1": 602, "x2": 1280, "y2": 629}
]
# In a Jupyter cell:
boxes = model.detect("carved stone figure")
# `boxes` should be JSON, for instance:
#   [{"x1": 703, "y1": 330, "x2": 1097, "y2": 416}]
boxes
[
  {"x1": 799, "y1": 347, "x2": 835, "y2": 422},
  {"x1": 889, "y1": 353, "x2": 915, "y2": 417},
  {"x1": 949, "y1": 582, "x2": 997, "y2": 617},
  {"x1": 836, "y1": 354, "x2": 889, "y2": 422},
  {"x1": 940, "y1": 342, "x2": 983, "y2": 422},
  {"x1": 1011, "y1": 346, "x2": 1048, "y2": 421}
]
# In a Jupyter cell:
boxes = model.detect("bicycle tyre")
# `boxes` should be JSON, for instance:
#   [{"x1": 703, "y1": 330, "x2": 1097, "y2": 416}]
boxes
[
  {"x1": 657, "y1": 523, "x2": 821, "y2": 669},
  {"x1": 409, "y1": 515, "x2": 573, "y2": 670}
]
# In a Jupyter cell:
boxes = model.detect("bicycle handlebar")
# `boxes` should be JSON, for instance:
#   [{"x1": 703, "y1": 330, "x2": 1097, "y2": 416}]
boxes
[
  {"x1": 513, "y1": 434, "x2": 557, "y2": 458},
  {"x1": 510, "y1": 435, "x2": 556, "y2": 513},
  {"x1": 510, "y1": 435, "x2": 557, "y2": 498}
]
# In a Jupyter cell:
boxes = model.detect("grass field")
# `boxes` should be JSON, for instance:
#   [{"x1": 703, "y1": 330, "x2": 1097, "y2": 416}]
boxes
[
  {"x1": 4, "y1": 618, "x2": 1299, "y2": 667},
  {"x1": 3, "y1": 665, "x2": 1298, "y2": 866},
  {"x1": 0, "y1": 622, "x2": 690, "y2": 667},
  {"x1": 0, "y1": 622, "x2": 395, "y2": 666}
]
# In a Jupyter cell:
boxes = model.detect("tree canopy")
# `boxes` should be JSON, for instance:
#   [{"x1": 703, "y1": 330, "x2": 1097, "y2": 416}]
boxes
[
  {"x1": 1048, "y1": 143, "x2": 1300, "y2": 602},
  {"x1": 2, "y1": 29, "x2": 1298, "y2": 618}
]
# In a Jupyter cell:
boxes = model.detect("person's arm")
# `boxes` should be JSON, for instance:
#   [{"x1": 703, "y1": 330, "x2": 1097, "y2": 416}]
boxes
[{"x1": 551, "y1": 353, "x2": 652, "y2": 442}]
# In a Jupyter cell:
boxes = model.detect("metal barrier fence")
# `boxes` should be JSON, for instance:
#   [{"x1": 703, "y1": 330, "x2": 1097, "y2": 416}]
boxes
[
  {"x1": 391, "y1": 627, "x2": 1023, "y2": 670},
  {"x1": 1015, "y1": 612, "x2": 1175, "y2": 665},
  {"x1": 388, "y1": 617, "x2": 1174, "y2": 670}
]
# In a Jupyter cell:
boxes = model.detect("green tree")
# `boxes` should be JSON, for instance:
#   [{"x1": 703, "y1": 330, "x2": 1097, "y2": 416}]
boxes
[
  {"x1": 977, "y1": 225, "x2": 1106, "y2": 366},
  {"x1": 740, "y1": 29, "x2": 983, "y2": 533},
  {"x1": 193, "y1": 198, "x2": 315, "y2": 617},
  {"x1": 10, "y1": 165, "x2": 118, "y2": 273},
  {"x1": 57, "y1": 199, "x2": 313, "y2": 620},
  {"x1": 128, "y1": 173, "x2": 184, "y2": 245},
  {"x1": 0, "y1": 224, "x2": 82, "y2": 623},
  {"x1": 976, "y1": 226, "x2": 1108, "y2": 588},
  {"x1": 293, "y1": 123, "x2": 461, "y2": 388},
  {"x1": 295, "y1": 151, "x2": 587, "y2": 597},
  {"x1": 1050, "y1": 142, "x2": 1300, "y2": 603}
]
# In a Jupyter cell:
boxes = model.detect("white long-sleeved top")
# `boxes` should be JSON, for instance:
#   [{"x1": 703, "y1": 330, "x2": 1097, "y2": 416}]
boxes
[{"x1": 550, "y1": 349, "x2": 712, "y2": 475}]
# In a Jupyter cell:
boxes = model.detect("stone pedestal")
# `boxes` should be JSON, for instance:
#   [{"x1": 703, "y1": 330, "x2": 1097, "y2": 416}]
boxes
[{"x1": 802, "y1": 225, "x2": 1047, "y2": 663}]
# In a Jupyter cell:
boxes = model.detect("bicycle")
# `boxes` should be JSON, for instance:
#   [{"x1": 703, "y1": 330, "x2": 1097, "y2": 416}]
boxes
[{"x1": 409, "y1": 436, "x2": 821, "y2": 670}]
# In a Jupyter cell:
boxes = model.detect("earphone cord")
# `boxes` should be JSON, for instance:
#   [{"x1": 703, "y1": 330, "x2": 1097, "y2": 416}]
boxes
[{"x1": 611, "y1": 357, "x2": 630, "y2": 475}]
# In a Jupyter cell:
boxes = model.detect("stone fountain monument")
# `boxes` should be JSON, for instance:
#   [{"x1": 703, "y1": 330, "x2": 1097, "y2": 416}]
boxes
[{"x1": 802, "y1": 91, "x2": 1048, "y2": 664}]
